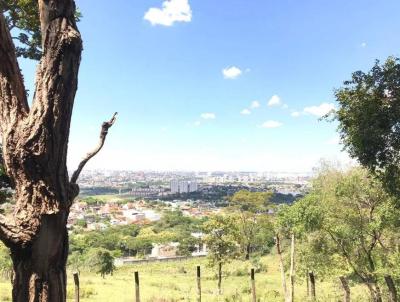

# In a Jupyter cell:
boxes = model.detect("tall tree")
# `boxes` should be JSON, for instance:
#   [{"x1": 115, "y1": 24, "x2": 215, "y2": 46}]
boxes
[
  {"x1": 334, "y1": 57, "x2": 400, "y2": 197},
  {"x1": 229, "y1": 190, "x2": 272, "y2": 259},
  {"x1": 0, "y1": 1, "x2": 115, "y2": 301},
  {"x1": 203, "y1": 215, "x2": 238, "y2": 295},
  {"x1": 295, "y1": 167, "x2": 400, "y2": 302}
]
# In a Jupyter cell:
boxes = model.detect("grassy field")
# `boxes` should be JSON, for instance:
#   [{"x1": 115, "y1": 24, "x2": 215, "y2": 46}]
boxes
[{"x1": 0, "y1": 254, "x2": 371, "y2": 302}]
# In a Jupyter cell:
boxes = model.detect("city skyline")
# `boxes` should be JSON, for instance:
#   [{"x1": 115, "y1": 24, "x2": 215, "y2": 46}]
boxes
[{"x1": 17, "y1": 0, "x2": 400, "y2": 172}]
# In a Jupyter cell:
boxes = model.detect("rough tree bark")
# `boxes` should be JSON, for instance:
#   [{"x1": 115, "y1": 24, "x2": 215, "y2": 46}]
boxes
[
  {"x1": 339, "y1": 276, "x2": 350, "y2": 302},
  {"x1": 384, "y1": 275, "x2": 398, "y2": 302},
  {"x1": 0, "y1": 1, "x2": 115, "y2": 301}
]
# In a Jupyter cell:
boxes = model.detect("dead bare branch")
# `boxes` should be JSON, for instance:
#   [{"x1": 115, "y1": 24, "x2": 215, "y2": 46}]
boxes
[{"x1": 70, "y1": 112, "x2": 117, "y2": 184}]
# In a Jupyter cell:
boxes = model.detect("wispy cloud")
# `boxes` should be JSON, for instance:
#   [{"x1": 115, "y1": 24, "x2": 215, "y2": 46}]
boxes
[
  {"x1": 200, "y1": 112, "x2": 216, "y2": 120},
  {"x1": 361, "y1": 42, "x2": 367, "y2": 48},
  {"x1": 250, "y1": 100, "x2": 260, "y2": 109},
  {"x1": 194, "y1": 121, "x2": 201, "y2": 127},
  {"x1": 303, "y1": 103, "x2": 335, "y2": 117},
  {"x1": 260, "y1": 120, "x2": 283, "y2": 129},
  {"x1": 291, "y1": 111, "x2": 301, "y2": 117},
  {"x1": 268, "y1": 95, "x2": 282, "y2": 107},
  {"x1": 240, "y1": 109, "x2": 251, "y2": 115},
  {"x1": 222, "y1": 66, "x2": 242, "y2": 79},
  {"x1": 144, "y1": 0, "x2": 192, "y2": 26}
]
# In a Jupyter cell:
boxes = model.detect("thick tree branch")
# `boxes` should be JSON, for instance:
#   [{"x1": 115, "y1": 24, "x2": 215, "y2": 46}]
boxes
[
  {"x1": 70, "y1": 112, "x2": 118, "y2": 184},
  {"x1": 0, "y1": 214, "x2": 38, "y2": 247},
  {"x1": 0, "y1": 12, "x2": 29, "y2": 133}
]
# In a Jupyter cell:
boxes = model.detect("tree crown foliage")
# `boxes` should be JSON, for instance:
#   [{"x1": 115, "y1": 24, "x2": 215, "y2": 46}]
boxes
[
  {"x1": 229, "y1": 190, "x2": 272, "y2": 212},
  {"x1": 335, "y1": 56, "x2": 400, "y2": 197},
  {"x1": 203, "y1": 215, "x2": 239, "y2": 266},
  {"x1": 278, "y1": 165, "x2": 400, "y2": 283},
  {"x1": 0, "y1": 0, "x2": 80, "y2": 60}
]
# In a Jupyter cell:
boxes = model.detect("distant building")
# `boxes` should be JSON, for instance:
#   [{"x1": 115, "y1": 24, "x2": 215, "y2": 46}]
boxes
[
  {"x1": 151, "y1": 242, "x2": 180, "y2": 258},
  {"x1": 170, "y1": 179, "x2": 198, "y2": 194},
  {"x1": 189, "y1": 181, "x2": 198, "y2": 192},
  {"x1": 170, "y1": 179, "x2": 180, "y2": 194}
]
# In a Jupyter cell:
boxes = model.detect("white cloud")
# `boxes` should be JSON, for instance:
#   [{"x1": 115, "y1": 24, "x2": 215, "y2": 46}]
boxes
[
  {"x1": 144, "y1": 0, "x2": 192, "y2": 26},
  {"x1": 222, "y1": 66, "x2": 242, "y2": 79},
  {"x1": 250, "y1": 100, "x2": 260, "y2": 109},
  {"x1": 200, "y1": 113, "x2": 216, "y2": 120},
  {"x1": 240, "y1": 109, "x2": 251, "y2": 115},
  {"x1": 291, "y1": 111, "x2": 301, "y2": 117},
  {"x1": 303, "y1": 103, "x2": 335, "y2": 117},
  {"x1": 361, "y1": 42, "x2": 367, "y2": 48},
  {"x1": 282, "y1": 104, "x2": 289, "y2": 109},
  {"x1": 268, "y1": 95, "x2": 281, "y2": 107},
  {"x1": 260, "y1": 120, "x2": 283, "y2": 129}
]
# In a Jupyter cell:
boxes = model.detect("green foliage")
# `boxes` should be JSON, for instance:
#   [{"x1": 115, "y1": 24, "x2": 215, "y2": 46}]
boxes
[
  {"x1": 177, "y1": 235, "x2": 200, "y2": 256},
  {"x1": 279, "y1": 165, "x2": 400, "y2": 292},
  {"x1": 334, "y1": 57, "x2": 400, "y2": 197},
  {"x1": 228, "y1": 190, "x2": 274, "y2": 259},
  {"x1": 69, "y1": 224, "x2": 140, "y2": 256},
  {"x1": 68, "y1": 211, "x2": 205, "y2": 260},
  {"x1": 203, "y1": 215, "x2": 239, "y2": 267},
  {"x1": 229, "y1": 190, "x2": 271, "y2": 212},
  {"x1": 84, "y1": 248, "x2": 115, "y2": 278},
  {"x1": 0, "y1": 0, "x2": 81, "y2": 60},
  {"x1": 0, "y1": 243, "x2": 12, "y2": 279},
  {"x1": 80, "y1": 197, "x2": 105, "y2": 206},
  {"x1": 1, "y1": 0, "x2": 41, "y2": 59}
]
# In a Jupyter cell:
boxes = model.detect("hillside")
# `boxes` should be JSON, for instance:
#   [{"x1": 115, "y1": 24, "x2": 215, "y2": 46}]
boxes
[{"x1": 0, "y1": 255, "x2": 366, "y2": 302}]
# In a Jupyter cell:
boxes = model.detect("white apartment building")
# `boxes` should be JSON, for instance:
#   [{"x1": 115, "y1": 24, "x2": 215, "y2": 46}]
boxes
[
  {"x1": 170, "y1": 179, "x2": 180, "y2": 194},
  {"x1": 170, "y1": 179, "x2": 198, "y2": 194}
]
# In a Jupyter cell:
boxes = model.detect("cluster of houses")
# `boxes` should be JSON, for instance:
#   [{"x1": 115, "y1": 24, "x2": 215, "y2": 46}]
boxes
[
  {"x1": 67, "y1": 198, "x2": 219, "y2": 232},
  {"x1": 67, "y1": 200, "x2": 161, "y2": 231}
]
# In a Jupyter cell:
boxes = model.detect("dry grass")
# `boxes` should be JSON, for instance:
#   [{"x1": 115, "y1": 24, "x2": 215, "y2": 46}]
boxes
[{"x1": 0, "y1": 255, "x2": 371, "y2": 301}]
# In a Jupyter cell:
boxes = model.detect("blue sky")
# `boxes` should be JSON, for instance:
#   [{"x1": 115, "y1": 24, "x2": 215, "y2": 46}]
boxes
[{"x1": 19, "y1": 0, "x2": 400, "y2": 172}]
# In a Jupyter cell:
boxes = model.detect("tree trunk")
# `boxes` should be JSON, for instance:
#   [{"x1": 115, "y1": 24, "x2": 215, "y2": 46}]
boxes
[
  {"x1": 308, "y1": 271, "x2": 316, "y2": 301},
  {"x1": 366, "y1": 281, "x2": 383, "y2": 302},
  {"x1": 384, "y1": 275, "x2": 398, "y2": 302},
  {"x1": 339, "y1": 276, "x2": 350, "y2": 302},
  {"x1": 0, "y1": 1, "x2": 113, "y2": 301},
  {"x1": 11, "y1": 221, "x2": 69, "y2": 302},
  {"x1": 275, "y1": 234, "x2": 289, "y2": 302},
  {"x1": 245, "y1": 243, "x2": 250, "y2": 260},
  {"x1": 218, "y1": 262, "x2": 222, "y2": 295},
  {"x1": 289, "y1": 233, "x2": 295, "y2": 302}
]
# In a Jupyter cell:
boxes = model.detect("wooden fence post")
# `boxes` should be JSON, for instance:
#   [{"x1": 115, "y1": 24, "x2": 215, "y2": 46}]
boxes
[
  {"x1": 135, "y1": 271, "x2": 140, "y2": 302},
  {"x1": 251, "y1": 268, "x2": 256, "y2": 302},
  {"x1": 308, "y1": 271, "x2": 316, "y2": 301},
  {"x1": 197, "y1": 266, "x2": 201, "y2": 302},
  {"x1": 73, "y1": 272, "x2": 80, "y2": 302}
]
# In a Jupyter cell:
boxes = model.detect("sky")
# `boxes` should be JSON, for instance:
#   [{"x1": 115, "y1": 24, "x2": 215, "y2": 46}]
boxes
[{"x1": 18, "y1": 0, "x2": 400, "y2": 172}]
